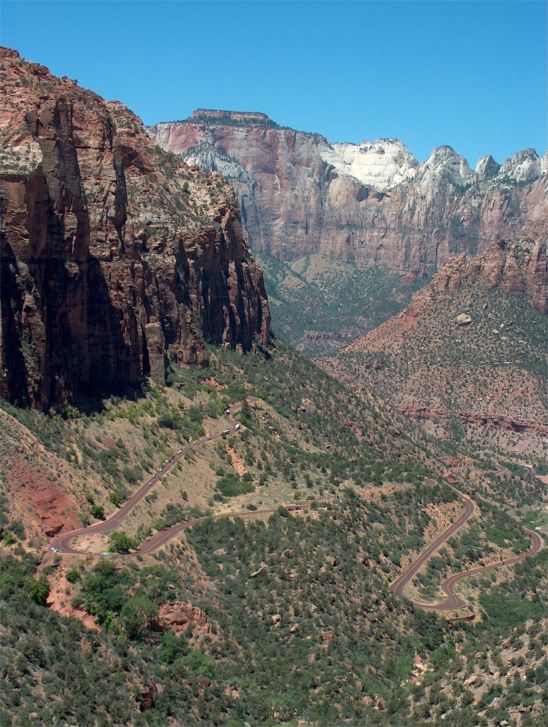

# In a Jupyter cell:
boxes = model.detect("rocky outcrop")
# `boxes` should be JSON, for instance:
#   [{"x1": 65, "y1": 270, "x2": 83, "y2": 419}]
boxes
[
  {"x1": 0, "y1": 49, "x2": 269, "y2": 410},
  {"x1": 158, "y1": 601, "x2": 211, "y2": 637},
  {"x1": 429, "y1": 239, "x2": 547, "y2": 314},
  {"x1": 149, "y1": 112, "x2": 547, "y2": 275},
  {"x1": 455, "y1": 313, "x2": 472, "y2": 326},
  {"x1": 398, "y1": 406, "x2": 548, "y2": 436}
]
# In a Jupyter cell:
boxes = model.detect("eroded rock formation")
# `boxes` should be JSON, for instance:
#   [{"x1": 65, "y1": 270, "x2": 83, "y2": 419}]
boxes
[
  {"x1": 149, "y1": 112, "x2": 547, "y2": 276},
  {"x1": 429, "y1": 239, "x2": 548, "y2": 314},
  {"x1": 158, "y1": 601, "x2": 211, "y2": 637},
  {"x1": 0, "y1": 50, "x2": 269, "y2": 410}
]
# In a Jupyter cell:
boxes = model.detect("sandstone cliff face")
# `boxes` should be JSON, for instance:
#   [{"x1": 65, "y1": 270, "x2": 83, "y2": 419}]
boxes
[
  {"x1": 428, "y1": 239, "x2": 547, "y2": 314},
  {"x1": 0, "y1": 50, "x2": 269, "y2": 410},
  {"x1": 149, "y1": 113, "x2": 547, "y2": 276}
]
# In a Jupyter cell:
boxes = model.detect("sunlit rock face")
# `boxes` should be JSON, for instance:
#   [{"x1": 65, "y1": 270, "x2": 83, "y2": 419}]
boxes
[
  {"x1": 0, "y1": 52, "x2": 269, "y2": 410},
  {"x1": 150, "y1": 111, "x2": 546, "y2": 276}
]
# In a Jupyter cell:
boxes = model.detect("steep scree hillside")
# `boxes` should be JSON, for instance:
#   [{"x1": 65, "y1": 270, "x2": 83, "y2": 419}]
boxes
[{"x1": 322, "y1": 239, "x2": 548, "y2": 460}]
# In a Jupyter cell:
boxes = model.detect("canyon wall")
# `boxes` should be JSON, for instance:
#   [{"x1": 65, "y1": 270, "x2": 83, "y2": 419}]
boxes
[
  {"x1": 150, "y1": 112, "x2": 547, "y2": 276},
  {"x1": 0, "y1": 51, "x2": 269, "y2": 411}
]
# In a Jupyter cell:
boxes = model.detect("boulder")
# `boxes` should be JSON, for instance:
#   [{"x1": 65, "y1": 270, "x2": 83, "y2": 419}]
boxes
[
  {"x1": 455, "y1": 313, "x2": 472, "y2": 326},
  {"x1": 158, "y1": 601, "x2": 211, "y2": 637}
]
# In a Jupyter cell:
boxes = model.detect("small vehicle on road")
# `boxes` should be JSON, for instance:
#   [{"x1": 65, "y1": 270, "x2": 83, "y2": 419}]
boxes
[
  {"x1": 221, "y1": 429, "x2": 230, "y2": 437},
  {"x1": 235, "y1": 423, "x2": 241, "y2": 431}
]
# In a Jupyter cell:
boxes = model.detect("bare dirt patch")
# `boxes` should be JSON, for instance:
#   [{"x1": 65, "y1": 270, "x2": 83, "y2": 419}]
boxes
[
  {"x1": 46, "y1": 563, "x2": 100, "y2": 631},
  {"x1": 226, "y1": 446, "x2": 247, "y2": 475}
]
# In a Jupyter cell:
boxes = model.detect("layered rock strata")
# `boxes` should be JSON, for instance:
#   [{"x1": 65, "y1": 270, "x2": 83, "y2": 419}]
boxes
[
  {"x1": 0, "y1": 50, "x2": 269, "y2": 410},
  {"x1": 150, "y1": 112, "x2": 547, "y2": 275}
]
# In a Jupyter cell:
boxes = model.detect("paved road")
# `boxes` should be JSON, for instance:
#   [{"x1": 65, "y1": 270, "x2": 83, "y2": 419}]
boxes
[
  {"x1": 389, "y1": 483, "x2": 543, "y2": 611},
  {"x1": 50, "y1": 424, "x2": 242, "y2": 555},
  {"x1": 415, "y1": 529, "x2": 543, "y2": 611},
  {"x1": 47, "y1": 415, "x2": 309, "y2": 559},
  {"x1": 52, "y1": 502, "x2": 305, "y2": 558},
  {"x1": 47, "y1": 417, "x2": 542, "y2": 608},
  {"x1": 390, "y1": 486, "x2": 475, "y2": 600},
  {"x1": 137, "y1": 506, "x2": 288, "y2": 554}
]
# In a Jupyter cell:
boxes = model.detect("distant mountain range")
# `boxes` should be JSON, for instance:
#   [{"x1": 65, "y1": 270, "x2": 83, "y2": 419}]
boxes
[{"x1": 149, "y1": 110, "x2": 547, "y2": 276}]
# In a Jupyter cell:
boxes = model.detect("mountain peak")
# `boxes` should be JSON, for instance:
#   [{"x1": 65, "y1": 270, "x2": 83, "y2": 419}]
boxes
[
  {"x1": 418, "y1": 146, "x2": 474, "y2": 189},
  {"x1": 475, "y1": 154, "x2": 500, "y2": 180},
  {"x1": 499, "y1": 148, "x2": 542, "y2": 183},
  {"x1": 321, "y1": 137, "x2": 419, "y2": 192},
  {"x1": 189, "y1": 109, "x2": 278, "y2": 127}
]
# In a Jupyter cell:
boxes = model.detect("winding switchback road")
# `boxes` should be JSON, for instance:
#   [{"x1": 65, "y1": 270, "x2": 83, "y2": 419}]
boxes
[
  {"x1": 389, "y1": 486, "x2": 475, "y2": 601},
  {"x1": 47, "y1": 419, "x2": 542, "y2": 607},
  {"x1": 50, "y1": 424, "x2": 243, "y2": 556},
  {"x1": 413, "y1": 529, "x2": 543, "y2": 611},
  {"x1": 47, "y1": 420, "x2": 309, "y2": 559},
  {"x1": 389, "y1": 484, "x2": 543, "y2": 611}
]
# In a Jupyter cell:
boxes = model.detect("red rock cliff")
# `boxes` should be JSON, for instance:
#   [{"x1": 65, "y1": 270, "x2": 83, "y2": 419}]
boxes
[
  {"x1": 0, "y1": 49, "x2": 269, "y2": 410},
  {"x1": 150, "y1": 116, "x2": 547, "y2": 276}
]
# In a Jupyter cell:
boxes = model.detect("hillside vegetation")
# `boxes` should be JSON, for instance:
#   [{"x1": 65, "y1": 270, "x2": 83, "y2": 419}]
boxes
[
  {"x1": 326, "y1": 281, "x2": 548, "y2": 468},
  {"x1": 0, "y1": 340, "x2": 545, "y2": 725},
  {"x1": 257, "y1": 252, "x2": 425, "y2": 356}
]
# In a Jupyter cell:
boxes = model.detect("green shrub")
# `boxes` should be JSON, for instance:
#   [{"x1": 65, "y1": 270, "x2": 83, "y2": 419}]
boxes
[
  {"x1": 66, "y1": 569, "x2": 81, "y2": 584},
  {"x1": 109, "y1": 531, "x2": 137, "y2": 553},
  {"x1": 122, "y1": 465, "x2": 143, "y2": 483},
  {"x1": 109, "y1": 491, "x2": 124, "y2": 507},
  {"x1": 28, "y1": 574, "x2": 50, "y2": 605},
  {"x1": 121, "y1": 594, "x2": 158, "y2": 640},
  {"x1": 90, "y1": 505, "x2": 105, "y2": 520},
  {"x1": 216, "y1": 473, "x2": 254, "y2": 497}
]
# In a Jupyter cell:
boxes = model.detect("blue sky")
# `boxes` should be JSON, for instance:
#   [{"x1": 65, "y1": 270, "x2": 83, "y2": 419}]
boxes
[{"x1": 1, "y1": 1, "x2": 546, "y2": 165}]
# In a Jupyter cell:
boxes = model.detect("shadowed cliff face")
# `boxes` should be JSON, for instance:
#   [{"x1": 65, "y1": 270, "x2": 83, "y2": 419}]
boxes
[
  {"x1": 0, "y1": 49, "x2": 269, "y2": 410},
  {"x1": 149, "y1": 116, "x2": 547, "y2": 277}
]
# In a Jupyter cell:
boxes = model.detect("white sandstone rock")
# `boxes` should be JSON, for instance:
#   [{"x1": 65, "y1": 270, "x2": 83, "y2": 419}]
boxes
[{"x1": 320, "y1": 138, "x2": 418, "y2": 192}]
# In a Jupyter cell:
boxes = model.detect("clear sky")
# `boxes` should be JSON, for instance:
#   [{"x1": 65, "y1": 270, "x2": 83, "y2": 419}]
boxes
[{"x1": 1, "y1": 1, "x2": 546, "y2": 165}]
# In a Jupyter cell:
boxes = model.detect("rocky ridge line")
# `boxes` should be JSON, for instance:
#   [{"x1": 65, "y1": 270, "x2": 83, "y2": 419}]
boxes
[{"x1": 149, "y1": 112, "x2": 547, "y2": 275}]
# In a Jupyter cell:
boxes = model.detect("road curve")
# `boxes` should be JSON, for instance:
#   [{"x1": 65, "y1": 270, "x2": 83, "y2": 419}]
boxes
[
  {"x1": 390, "y1": 487, "x2": 476, "y2": 599},
  {"x1": 137, "y1": 506, "x2": 290, "y2": 554},
  {"x1": 53, "y1": 503, "x2": 306, "y2": 558},
  {"x1": 414, "y1": 529, "x2": 543, "y2": 611},
  {"x1": 50, "y1": 424, "x2": 242, "y2": 556},
  {"x1": 48, "y1": 423, "x2": 543, "y2": 606},
  {"x1": 389, "y1": 481, "x2": 543, "y2": 611}
]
